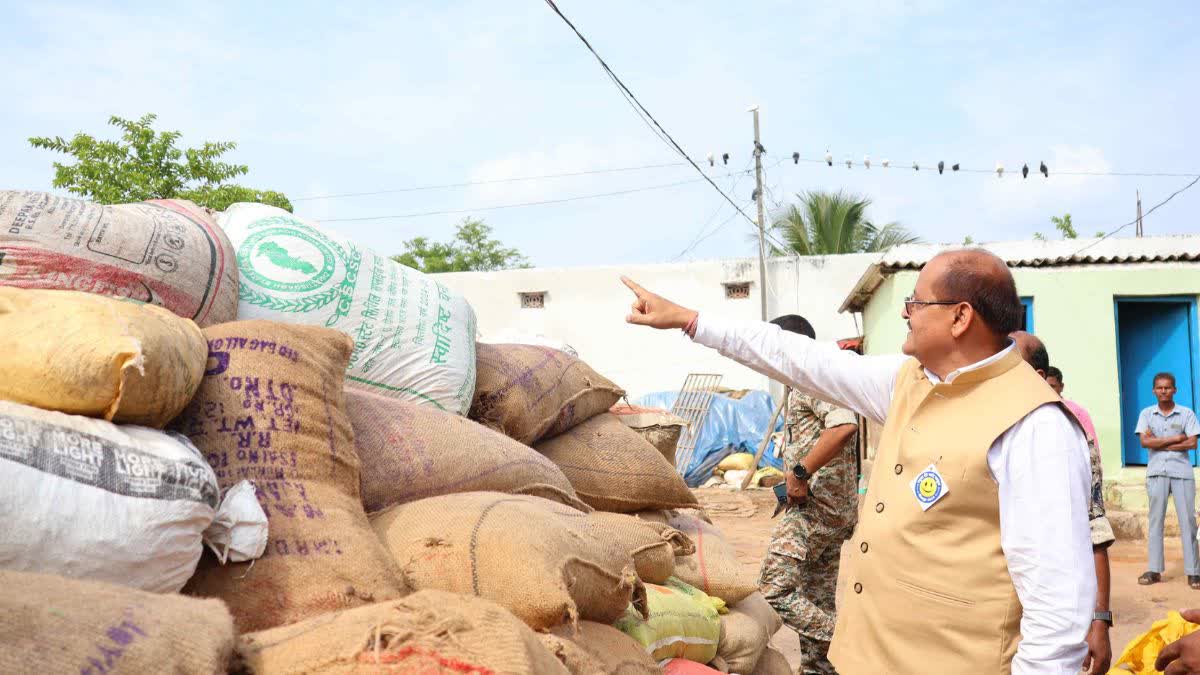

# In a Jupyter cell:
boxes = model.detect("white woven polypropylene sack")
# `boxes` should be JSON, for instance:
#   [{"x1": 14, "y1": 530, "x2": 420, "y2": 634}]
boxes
[
  {"x1": 217, "y1": 203, "x2": 477, "y2": 415},
  {"x1": 0, "y1": 400, "x2": 262, "y2": 592}
]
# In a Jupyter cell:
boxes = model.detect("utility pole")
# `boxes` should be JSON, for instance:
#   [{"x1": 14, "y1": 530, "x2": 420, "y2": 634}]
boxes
[
  {"x1": 1136, "y1": 190, "x2": 1144, "y2": 237},
  {"x1": 749, "y1": 105, "x2": 768, "y2": 321}
]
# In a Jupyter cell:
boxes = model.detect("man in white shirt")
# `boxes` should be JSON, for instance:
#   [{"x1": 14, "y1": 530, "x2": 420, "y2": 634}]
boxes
[{"x1": 621, "y1": 249, "x2": 1094, "y2": 674}]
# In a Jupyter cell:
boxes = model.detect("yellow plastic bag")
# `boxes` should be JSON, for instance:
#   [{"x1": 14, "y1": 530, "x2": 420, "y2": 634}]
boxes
[
  {"x1": 0, "y1": 288, "x2": 206, "y2": 427},
  {"x1": 616, "y1": 577, "x2": 724, "y2": 663},
  {"x1": 717, "y1": 453, "x2": 756, "y2": 473},
  {"x1": 752, "y1": 466, "x2": 785, "y2": 486},
  {"x1": 1109, "y1": 611, "x2": 1200, "y2": 674}
]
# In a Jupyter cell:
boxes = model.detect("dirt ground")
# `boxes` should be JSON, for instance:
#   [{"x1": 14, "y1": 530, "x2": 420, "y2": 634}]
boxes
[{"x1": 697, "y1": 486, "x2": 1199, "y2": 671}]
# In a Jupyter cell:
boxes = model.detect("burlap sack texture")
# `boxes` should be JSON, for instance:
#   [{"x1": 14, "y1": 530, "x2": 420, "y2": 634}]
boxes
[
  {"x1": 538, "y1": 621, "x2": 661, "y2": 675},
  {"x1": 638, "y1": 510, "x2": 758, "y2": 605},
  {"x1": 371, "y1": 492, "x2": 647, "y2": 631},
  {"x1": 177, "y1": 320, "x2": 404, "y2": 632},
  {"x1": 609, "y1": 403, "x2": 688, "y2": 466},
  {"x1": 0, "y1": 192, "x2": 239, "y2": 327},
  {"x1": 588, "y1": 511, "x2": 695, "y2": 584},
  {"x1": 716, "y1": 592, "x2": 784, "y2": 674},
  {"x1": 469, "y1": 343, "x2": 624, "y2": 445},
  {"x1": 234, "y1": 590, "x2": 567, "y2": 674},
  {"x1": 537, "y1": 413, "x2": 699, "y2": 513},
  {"x1": 0, "y1": 287, "x2": 206, "y2": 427},
  {"x1": 751, "y1": 646, "x2": 792, "y2": 675},
  {"x1": 345, "y1": 388, "x2": 589, "y2": 514},
  {"x1": 0, "y1": 569, "x2": 234, "y2": 674}
]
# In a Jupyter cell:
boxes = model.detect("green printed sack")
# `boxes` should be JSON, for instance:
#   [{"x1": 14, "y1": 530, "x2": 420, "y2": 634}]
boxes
[
  {"x1": 615, "y1": 577, "x2": 723, "y2": 665},
  {"x1": 217, "y1": 203, "x2": 476, "y2": 414}
]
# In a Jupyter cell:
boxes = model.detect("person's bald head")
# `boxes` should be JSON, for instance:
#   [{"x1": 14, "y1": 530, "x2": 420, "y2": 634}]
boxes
[
  {"x1": 1010, "y1": 330, "x2": 1050, "y2": 376},
  {"x1": 901, "y1": 247, "x2": 1024, "y2": 375},
  {"x1": 927, "y1": 249, "x2": 1023, "y2": 336}
]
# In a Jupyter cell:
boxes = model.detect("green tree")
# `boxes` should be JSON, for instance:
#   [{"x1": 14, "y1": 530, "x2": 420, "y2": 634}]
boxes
[
  {"x1": 1032, "y1": 232, "x2": 1047, "y2": 241},
  {"x1": 963, "y1": 235, "x2": 976, "y2": 245},
  {"x1": 765, "y1": 190, "x2": 921, "y2": 255},
  {"x1": 1051, "y1": 213, "x2": 1077, "y2": 239},
  {"x1": 178, "y1": 184, "x2": 293, "y2": 213},
  {"x1": 29, "y1": 113, "x2": 292, "y2": 211},
  {"x1": 392, "y1": 218, "x2": 529, "y2": 273}
]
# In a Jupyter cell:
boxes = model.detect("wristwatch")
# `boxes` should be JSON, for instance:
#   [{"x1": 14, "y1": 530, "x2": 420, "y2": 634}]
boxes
[
  {"x1": 1093, "y1": 611, "x2": 1113, "y2": 627},
  {"x1": 792, "y1": 463, "x2": 812, "y2": 482}
]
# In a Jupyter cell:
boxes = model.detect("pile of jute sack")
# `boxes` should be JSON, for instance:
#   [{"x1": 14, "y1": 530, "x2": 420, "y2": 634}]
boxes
[{"x1": 0, "y1": 190, "x2": 787, "y2": 674}]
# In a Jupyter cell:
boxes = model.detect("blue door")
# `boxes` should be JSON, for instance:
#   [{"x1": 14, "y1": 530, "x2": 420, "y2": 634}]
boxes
[
  {"x1": 1116, "y1": 299, "x2": 1198, "y2": 465},
  {"x1": 1020, "y1": 297, "x2": 1034, "y2": 332}
]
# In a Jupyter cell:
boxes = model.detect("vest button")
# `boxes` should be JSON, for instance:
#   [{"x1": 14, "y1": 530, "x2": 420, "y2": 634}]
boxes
[
  {"x1": 853, "y1": 583, "x2": 863, "y2": 594},
  {"x1": 860, "y1": 542, "x2": 868, "y2": 553},
  {"x1": 894, "y1": 464, "x2": 903, "y2": 475},
  {"x1": 875, "y1": 502, "x2": 885, "y2": 513}
]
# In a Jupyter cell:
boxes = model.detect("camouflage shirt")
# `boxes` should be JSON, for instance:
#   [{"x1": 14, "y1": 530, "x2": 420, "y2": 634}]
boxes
[
  {"x1": 780, "y1": 389, "x2": 860, "y2": 531},
  {"x1": 1063, "y1": 399, "x2": 1115, "y2": 547}
]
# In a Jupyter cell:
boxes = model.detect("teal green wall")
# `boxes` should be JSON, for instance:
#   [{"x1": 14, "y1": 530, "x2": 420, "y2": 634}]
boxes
[{"x1": 861, "y1": 263, "x2": 1200, "y2": 487}]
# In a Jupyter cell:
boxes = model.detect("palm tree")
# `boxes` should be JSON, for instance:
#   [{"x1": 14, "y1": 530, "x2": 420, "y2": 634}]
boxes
[{"x1": 764, "y1": 190, "x2": 921, "y2": 255}]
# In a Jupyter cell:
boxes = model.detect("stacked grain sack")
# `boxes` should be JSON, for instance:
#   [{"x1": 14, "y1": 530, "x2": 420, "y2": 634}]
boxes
[
  {"x1": 0, "y1": 191, "x2": 239, "y2": 326},
  {"x1": 0, "y1": 192, "x2": 787, "y2": 673},
  {"x1": 172, "y1": 206, "x2": 602, "y2": 672},
  {"x1": 435, "y1": 341, "x2": 783, "y2": 672},
  {"x1": 216, "y1": 203, "x2": 478, "y2": 415},
  {"x1": 0, "y1": 194, "x2": 259, "y2": 672},
  {"x1": 335, "y1": 341, "x2": 648, "y2": 673}
]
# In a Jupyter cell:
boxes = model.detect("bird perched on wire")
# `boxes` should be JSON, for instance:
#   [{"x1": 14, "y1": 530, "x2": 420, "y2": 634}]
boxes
[
  {"x1": 912, "y1": 161, "x2": 920, "y2": 171},
  {"x1": 1022, "y1": 163, "x2": 1029, "y2": 179},
  {"x1": 938, "y1": 161, "x2": 945, "y2": 175},
  {"x1": 996, "y1": 162, "x2": 1005, "y2": 178},
  {"x1": 723, "y1": 153, "x2": 730, "y2": 165},
  {"x1": 845, "y1": 157, "x2": 852, "y2": 169},
  {"x1": 825, "y1": 150, "x2": 833, "y2": 166},
  {"x1": 707, "y1": 152, "x2": 714, "y2": 167},
  {"x1": 952, "y1": 163, "x2": 960, "y2": 172},
  {"x1": 792, "y1": 151, "x2": 800, "y2": 164},
  {"x1": 754, "y1": 141, "x2": 766, "y2": 156},
  {"x1": 882, "y1": 159, "x2": 890, "y2": 168},
  {"x1": 864, "y1": 156, "x2": 871, "y2": 169},
  {"x1": 1040, "y1": 161, "x2": 1049, "y2": 178}
]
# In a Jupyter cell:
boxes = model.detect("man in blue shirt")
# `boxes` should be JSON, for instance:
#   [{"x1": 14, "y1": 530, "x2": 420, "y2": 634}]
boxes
[{"x1": 1137, "y1": 372, "x2": 1200, "y2": 588}]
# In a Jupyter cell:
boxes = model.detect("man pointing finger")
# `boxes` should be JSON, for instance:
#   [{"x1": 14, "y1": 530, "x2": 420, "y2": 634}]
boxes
[{"x1": 621, "y1": 249, "x2": 1094, "y2": 674}]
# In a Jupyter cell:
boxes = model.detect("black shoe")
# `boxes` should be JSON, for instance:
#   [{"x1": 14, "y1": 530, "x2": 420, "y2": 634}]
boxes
[
  {"x1": 1139, "y1": 571, "x2": 1162, "y2": 585},
  {"x1": 1189, "y1": 575, "x2": 1200, "y2": 589}
]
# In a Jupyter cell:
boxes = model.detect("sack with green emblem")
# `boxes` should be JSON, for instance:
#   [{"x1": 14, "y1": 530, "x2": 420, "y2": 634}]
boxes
[{"x1": 217, "y1": 203, "x2": 477, "y2": 414}]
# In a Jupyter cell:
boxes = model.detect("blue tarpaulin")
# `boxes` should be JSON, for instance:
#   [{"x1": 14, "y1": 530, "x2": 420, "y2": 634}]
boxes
[{"x1": 635, "y1": 390, "x2": 783, "y2": 487}]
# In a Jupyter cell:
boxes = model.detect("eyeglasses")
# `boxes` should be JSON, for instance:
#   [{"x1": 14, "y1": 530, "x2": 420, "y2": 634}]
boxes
[{"x1": 903, "y1": 295, "x2": 963, "y2": 313}]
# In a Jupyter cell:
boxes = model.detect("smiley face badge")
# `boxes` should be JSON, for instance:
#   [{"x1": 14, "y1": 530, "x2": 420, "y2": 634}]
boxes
[{"x1": 911, "y1": 463, "x2": 949, "y2": 511}]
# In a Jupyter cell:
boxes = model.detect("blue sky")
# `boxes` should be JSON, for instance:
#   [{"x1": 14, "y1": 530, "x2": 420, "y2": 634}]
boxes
[{"x1": 2, "y1": 1, "x2": 1197, "y2": 267}]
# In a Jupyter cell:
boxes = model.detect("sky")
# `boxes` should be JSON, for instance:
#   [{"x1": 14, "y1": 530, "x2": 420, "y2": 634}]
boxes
[{"x1": 2, "y1": 1, "x2": 1198, "y2": 268}]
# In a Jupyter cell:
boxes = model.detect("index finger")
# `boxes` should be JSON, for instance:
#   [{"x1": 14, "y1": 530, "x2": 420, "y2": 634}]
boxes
[
  {"x1": 621, "y1": 276, "x2": 649, "y2": 298},
  {"x1": 1155, "y1": 636, "x2": 1184, "y2": 671}
]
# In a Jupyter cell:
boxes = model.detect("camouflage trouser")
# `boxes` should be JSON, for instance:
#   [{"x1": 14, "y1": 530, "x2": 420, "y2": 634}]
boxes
[{"x1": 758, "y1": 510, "x2": 851, "y2": 675}]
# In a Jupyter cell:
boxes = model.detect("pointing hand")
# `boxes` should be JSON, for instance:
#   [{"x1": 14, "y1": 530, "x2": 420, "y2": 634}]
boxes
[{"x1": 621, "y1": 276, "x2": 698, "y2": 331}]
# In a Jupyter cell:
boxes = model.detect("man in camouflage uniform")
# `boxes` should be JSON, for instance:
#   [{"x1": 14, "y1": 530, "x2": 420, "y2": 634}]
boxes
[{"x1": 758, "y1": 315, "x2": 859, "y2": 675}]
